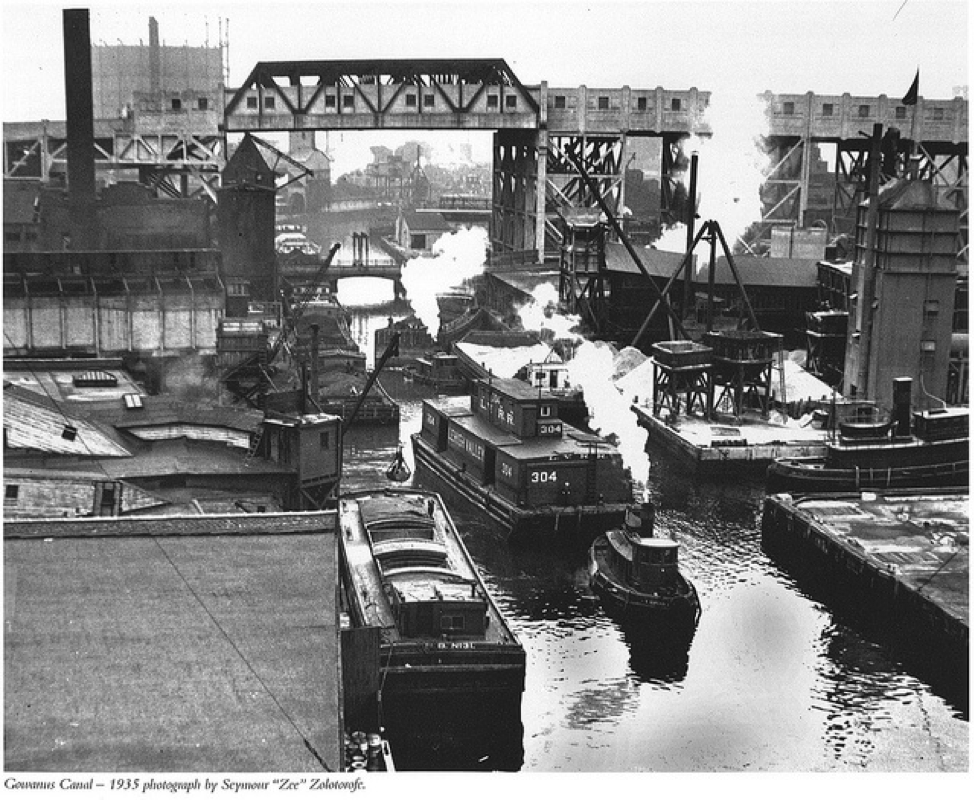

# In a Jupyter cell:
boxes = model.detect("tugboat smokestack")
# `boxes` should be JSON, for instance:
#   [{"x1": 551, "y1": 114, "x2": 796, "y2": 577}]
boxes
[{"x1": 640, "y1": 501, "x2": 655, "y2": 536}]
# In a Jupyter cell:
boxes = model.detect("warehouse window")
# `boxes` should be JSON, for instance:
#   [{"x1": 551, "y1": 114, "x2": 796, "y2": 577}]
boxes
[
  {"x1": 325, "y1": 94, "x2": 336, "y2": 108},
  {"x1": 5, "y1": 485, "x2": 19, "y2": 501},
  {"x1": 670, "y1": 98, "x2": 682, "y2": 111},
  {"x1": 783, "y1": 101, "x2": 795, "y2": 115},
  {"x1": 932, "y1": 107, "x2": 945, "y2": 121},
  {"x1": 636, "y1": 96, "x2": 647, "y2": 111},
  {"x1": 170, "y1": 98, "x2": 182, "y2": 111},
  {"x1": 895, "y1": 106, "x2": 907, "y2": 119},
  {"x1": 505, "y1": 95, "x2": 517, "y2": 109},
  {"x1": 487, "y1": 95, "x2": 499, "y2": 109},
  {"x1": 405, "y1": 93, "x2": 417, "y2": 107},
  {"x1": 598, "y1": 96, "x2": 609, "y2": 110},
  {"x1": 822, "y1": 103, "x2": 834, "y2": 116},
  {"x1": 858, "y1": 104, "x2": 871, "y2": 117},
  {"x1": 343, "y1": 95, "x2": 354, "y2": 109},
  {"x1": 246, "y1": 96, "x2": 258, "y2": 109},
  {"x1": 197, "y1": 97, "x2": 209, "y2": 111},
  {"x1": 264, "y1": 96, "x2": 276, "y2": 110},
  {"x1": 424, "y1": 94, "x2": 435, "y2": 107},
  {"x1": 554, "y1": 95, "x2": 566, "y2": 109}
]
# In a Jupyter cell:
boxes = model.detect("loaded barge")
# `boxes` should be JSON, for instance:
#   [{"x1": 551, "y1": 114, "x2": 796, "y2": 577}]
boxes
[
  {"x1": 338, "y1": 488, "x2": 525, "y2": 697},
  {"x1": 337, "y1": 488, "x2": 525, "y2": 768},
  {"x1": 762, "y1": 489, "x2": 969, "y2": 660},
  {"x1": 412, "y1": 376, "x2": 631, "y2": 542}
]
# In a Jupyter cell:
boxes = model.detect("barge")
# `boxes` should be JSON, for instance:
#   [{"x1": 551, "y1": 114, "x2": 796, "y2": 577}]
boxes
[
  {"x1": 761, "y1": 489, "x2": 969, "y2": 661},
  {"x1": 403, "y1": 352, "x2": 467, "y2": 393},
  {"x1": 411, "y1": 376, "x2": 631, "y2": 542},
  {"x1": 338, "y1": 488, "x2": 525, "y2": 768},
  {"x1": 338, "y1": 488, "x2": 525, "y2": 697},
  {"x1": 453, "y1": 331, "x2": 589, "y2": 427},
  {"x1": 589, "y1": 501, "x2": 700, "y2": 627}
]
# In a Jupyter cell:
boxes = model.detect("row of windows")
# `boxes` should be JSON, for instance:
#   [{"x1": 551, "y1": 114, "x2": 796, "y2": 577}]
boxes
[
  {"x1": 170, "y1": 97, "x2": 209, "y2": 111},
  {"x1": 781, "y1": 101, "x2": 948, "y2": 120},
  {"x1": 243, "y1": 92, "x2": 520, "y2": 111},
  {"x1": 552, "y1": 95, "x2": 680, "y2": 112}
]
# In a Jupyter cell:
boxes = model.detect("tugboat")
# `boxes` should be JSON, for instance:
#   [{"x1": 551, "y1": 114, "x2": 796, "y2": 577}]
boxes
[
  {"x1": 767, "y1": 379, "x2": 969, "y2": 493},
  {"x1": 411, "y1": 376, "x2": 632, "y2": 542},
  {"x1": 588, "y1": 501, "x2": 701, "y2": 626}
]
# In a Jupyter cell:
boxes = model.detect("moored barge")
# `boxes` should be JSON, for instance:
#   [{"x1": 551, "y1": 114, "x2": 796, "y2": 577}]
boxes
[
  {"x1": 411, "y1": 377, "x2": 632, "y2": 542},
  {"x1": 338, "y1": 488, "x2": 525, "y2": 697},
  {"x1": 338, "y1": 487, "x2": 525, "y2": 769}
]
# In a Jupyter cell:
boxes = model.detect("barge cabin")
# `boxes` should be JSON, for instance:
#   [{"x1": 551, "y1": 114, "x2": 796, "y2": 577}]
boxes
[{"x1": 411, "y1": 376, "x2": 632, "y2": 541}]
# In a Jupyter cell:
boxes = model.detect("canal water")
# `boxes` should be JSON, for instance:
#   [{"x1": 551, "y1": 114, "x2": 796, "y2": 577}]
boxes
[{"x1": 339, "y1": 291, "x2": 969, "y2": 773}]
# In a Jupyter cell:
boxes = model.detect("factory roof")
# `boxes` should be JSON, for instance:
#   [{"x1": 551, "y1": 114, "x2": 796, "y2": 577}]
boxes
[
  {"x1": 605, "y1": 241, "x2": 819, "y2": 287},
  {"x1": 401, "y1": 210, "x2": 453, "y2": 233},
  {"x1": 4, "y1": 511, "x2": 342, "y2": 771}
]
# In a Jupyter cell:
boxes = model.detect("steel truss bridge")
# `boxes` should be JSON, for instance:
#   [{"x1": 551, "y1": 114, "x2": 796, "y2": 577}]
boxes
[{"x1": 5, "y1": 58, "x2": 967, "y2": 260}]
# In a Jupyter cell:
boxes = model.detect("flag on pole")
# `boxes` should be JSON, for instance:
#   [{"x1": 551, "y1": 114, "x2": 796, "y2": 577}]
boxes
[{"x1": 902, "y1": 70, "x2": 920, "y2": 105}]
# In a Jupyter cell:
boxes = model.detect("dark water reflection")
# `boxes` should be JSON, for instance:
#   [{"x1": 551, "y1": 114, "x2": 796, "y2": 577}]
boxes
[{"x1": 341, "y1": 308, "x2": 968, "y2": 772}]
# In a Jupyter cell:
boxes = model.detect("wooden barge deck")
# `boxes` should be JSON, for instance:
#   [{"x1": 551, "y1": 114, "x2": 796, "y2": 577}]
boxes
[
  {"x1": 761, "y1": 490, "x2": 969, "y2": 658},
  {"x1": 632, "y1": 403, "x2": 828, "y2": 474}
]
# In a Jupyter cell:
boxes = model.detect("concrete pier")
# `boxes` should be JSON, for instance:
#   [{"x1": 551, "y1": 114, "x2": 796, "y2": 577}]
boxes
[
  {"x1": 761, "y1": 490, "x2": 969, "y2": 656},
  {"x1": 632, "y1": 404, "x2": 828, "y2": 473},
  {"x1": 4, "y1": 512, "x2": 343, "y2": 772}
]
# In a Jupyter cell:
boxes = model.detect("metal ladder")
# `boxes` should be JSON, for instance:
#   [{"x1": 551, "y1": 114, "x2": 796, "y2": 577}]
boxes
[
  {"x1": 774, "y1": 346, "x2": 787, "y2": 412},
  {"x1": 244, "y1": 423, "x2": 265, "y2": 463}
]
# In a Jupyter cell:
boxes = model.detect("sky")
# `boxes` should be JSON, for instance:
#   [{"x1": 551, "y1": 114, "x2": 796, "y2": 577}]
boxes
[
  {"x1": 1, "y1": 0, "x2": 968, "y2": 175},
  {"x1": 2, "y1": 0, "x2": 968, "y2": 120}
]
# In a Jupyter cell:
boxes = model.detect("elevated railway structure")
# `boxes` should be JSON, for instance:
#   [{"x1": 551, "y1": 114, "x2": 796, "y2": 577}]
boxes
[
  {"x1": 5, "y1": 57, "x2": 966, "y2": 260},
  {"x1": 3, "y1": 117, "x2": 225, "y2": 202}
]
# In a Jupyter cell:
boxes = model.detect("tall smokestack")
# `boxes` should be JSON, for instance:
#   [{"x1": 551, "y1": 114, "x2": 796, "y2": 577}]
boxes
[
  {"x1": 149, "y1": 17, "x2": 160, "y2": 99},
  {"x1": 63, "y1": 9, "x2": 96, "y2": 202}
]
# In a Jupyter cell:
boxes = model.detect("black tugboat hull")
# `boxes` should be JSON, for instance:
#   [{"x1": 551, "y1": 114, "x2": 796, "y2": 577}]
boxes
[
  {"x1": 767, "y1": 457, "x2": 969, "y2": 494},
  {"x1": 588, "y1": 538, "x2": 701, "y2": 627}
]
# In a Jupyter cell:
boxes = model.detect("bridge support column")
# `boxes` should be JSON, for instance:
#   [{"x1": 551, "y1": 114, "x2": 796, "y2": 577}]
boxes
[
  {"x1": 492, "y1": 129, "x2": 541, "y2": 259},
  {"x1": 393, "y1": 278, "x2": 405, "y2": 300}
]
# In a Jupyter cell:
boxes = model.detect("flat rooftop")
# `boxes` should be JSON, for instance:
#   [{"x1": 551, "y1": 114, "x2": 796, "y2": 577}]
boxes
[{"x1": 4, "y1": 512, "x2": 343, "y2": 772}]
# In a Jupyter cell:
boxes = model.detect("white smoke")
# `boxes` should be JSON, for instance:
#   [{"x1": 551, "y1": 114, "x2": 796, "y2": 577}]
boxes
[
  {"x1": 517, "y1": 283, "x2": 583, "y2": 341},
  {"x1": 522, "y1": 285, "x2": 650, "y2": 487},
  {"x1": 655, "y1": 90, "x2": 771, "y2": 258},
  {"x1": 400, "y1": 226, "x2": 488, "y2": 335},
  {"x1": 566, "y1": 339, "x2": 651, "y2": 487}
]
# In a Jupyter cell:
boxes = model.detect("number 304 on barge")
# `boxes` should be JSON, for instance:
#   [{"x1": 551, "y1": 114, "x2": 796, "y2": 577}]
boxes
[{"x1": 411, "y1": 376, "x2": 633, "y2": 542}]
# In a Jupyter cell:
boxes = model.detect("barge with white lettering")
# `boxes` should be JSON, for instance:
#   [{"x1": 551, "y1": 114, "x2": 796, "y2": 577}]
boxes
[
  {"x1": 338, "y1": 488, "x2": 525, "y2": 768},
  {"x1": 338, "y1": 488, "x2": 525, "y2": 696},
  {"x1": 411, "y1": 377, "x2": 632, "y2": 542}
]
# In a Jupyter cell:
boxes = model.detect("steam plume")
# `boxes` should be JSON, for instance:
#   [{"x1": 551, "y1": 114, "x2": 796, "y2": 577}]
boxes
[
  {"x1": 517, "y1": 283, "x2": 582, "y2": 341},
  {"x1": 655, "y1": 90, "x2": 771, "y2": 256},
  {"x1": 400, "y1": 226, "x2": 488, "y2": 335}
]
